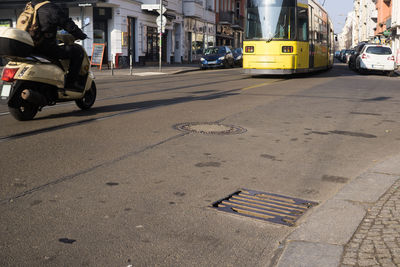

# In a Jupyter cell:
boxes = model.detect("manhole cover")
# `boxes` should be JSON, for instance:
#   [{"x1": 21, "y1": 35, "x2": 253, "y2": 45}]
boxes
[
  {"x1": 212, "y1": 189, "x2": 318, "y2": 226},
  {"x1": 174, "y1": 122, "x2": 247, "y2": 135}
]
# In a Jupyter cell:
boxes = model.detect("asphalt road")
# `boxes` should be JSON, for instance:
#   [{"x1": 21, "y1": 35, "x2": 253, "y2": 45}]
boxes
[{"x1": 1, "y1": 64, "x2": 400, "y2": 266}]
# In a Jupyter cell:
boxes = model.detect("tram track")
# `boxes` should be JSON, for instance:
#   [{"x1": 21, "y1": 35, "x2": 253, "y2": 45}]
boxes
[
  {"x1": 0, "y1": 71, "x2": 245, "y2": 117},
  {"x1": 0, "y1": 88, "x2": 241, "y2": 143}
]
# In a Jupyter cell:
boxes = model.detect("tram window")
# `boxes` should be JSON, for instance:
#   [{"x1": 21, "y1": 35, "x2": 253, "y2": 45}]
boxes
[
  {"x1": 245, "y1": 0, "x2": 296, "y2": 40},
  {"x1": 297, "y1": 7, "x2": 308, "y2": 41}
]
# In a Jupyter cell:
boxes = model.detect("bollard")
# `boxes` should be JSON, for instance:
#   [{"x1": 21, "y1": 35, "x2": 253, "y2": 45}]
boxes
[
  {"x1": 111, "y1": 54, "x2": 114, "y2": 76},
  {"x1": 130, "y1": 54, "x2": 133, "y2": 76}
]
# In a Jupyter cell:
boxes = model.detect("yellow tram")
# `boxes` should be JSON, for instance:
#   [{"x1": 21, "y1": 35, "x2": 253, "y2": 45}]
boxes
[{"x1": 243, "y1": 0, "x2": 334, "y2": 75}]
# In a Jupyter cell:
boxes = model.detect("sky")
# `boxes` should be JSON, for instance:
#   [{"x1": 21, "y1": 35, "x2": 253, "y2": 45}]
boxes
[{"x1": 317, "y1": 0, "x2": 354, "y2": 33}]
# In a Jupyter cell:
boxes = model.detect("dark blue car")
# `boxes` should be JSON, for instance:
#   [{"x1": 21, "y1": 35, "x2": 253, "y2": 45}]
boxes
[{"x1": 200, "y1": 46, "x2": 234, "y2": 69}]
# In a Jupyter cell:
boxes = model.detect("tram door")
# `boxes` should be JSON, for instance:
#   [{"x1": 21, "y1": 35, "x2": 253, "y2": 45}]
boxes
[
  {"x1": 308, "y1": 6, "x2": 315, "y2": 69},
  {"x1": 297, "y1": 7, "x2": 309, "y2": 69}
]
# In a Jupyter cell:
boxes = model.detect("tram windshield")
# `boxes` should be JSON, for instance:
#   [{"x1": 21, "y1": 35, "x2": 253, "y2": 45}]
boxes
[{"x1": 246, "y1": 0, "x2": 296, "y2": 40}]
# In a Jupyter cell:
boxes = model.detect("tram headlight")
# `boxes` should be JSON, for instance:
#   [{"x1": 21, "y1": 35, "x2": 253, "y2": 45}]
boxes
[{"x1": 282, "y1": 46, "x2": 294, "y2": 53}]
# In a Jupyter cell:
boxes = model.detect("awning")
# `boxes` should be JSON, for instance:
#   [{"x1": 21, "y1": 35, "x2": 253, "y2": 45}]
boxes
[{"x1": 0, "y1": 0, "x2": 106, "y2": 9}]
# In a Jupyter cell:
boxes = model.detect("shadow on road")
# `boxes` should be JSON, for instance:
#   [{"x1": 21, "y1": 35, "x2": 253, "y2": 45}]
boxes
[
  {"x1": 249, "y1": 62, "x2": 397, "y2": 80},
  {"x1": 36, "y1": 89, "x2": 241, "y2": 121}
]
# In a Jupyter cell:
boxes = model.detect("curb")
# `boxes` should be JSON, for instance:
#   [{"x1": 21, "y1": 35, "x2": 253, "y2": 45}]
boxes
[
  {"x1": 274, "y1": 154, "x2": 400, "y2": 267},
  {"x1": 170, "y1": 68, "x2": 201, "y2": 75},
  {"x1": 90, "y1": 67, "x2": 201, "y2": 77}
]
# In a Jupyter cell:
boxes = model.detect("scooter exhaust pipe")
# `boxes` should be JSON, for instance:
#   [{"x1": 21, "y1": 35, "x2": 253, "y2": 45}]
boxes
[{"x1": 21, "y1": 89, "x2": 48, "y2": 106}]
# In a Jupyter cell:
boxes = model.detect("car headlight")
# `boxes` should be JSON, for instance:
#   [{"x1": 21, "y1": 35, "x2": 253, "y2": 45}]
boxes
[
  {"x1": 201, "y1": 58, "x2": 205, "y2": 62},
  {"x1": 218, "y1": 56, "x2": 225, "y2": 61},
  {"x1": 237, "y1": 55, "x2": 242, "y2": 60}
]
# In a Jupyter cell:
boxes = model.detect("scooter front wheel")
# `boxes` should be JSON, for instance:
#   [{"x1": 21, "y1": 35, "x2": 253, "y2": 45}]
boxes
[
  {"x1": 75, "y1": 81, "x2": 97, "y2": 110},
  {"x1": 9, "y1": 102, "x2": 39, "y2": 121}
]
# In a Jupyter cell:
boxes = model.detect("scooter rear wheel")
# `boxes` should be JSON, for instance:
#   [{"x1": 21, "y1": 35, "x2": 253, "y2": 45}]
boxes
[
  {"x1": 75, "y1": 82, "x2": 97, "y2": 110},
  {"x1": 9, "y1": 102, "x2": 38, "y2": 121}
]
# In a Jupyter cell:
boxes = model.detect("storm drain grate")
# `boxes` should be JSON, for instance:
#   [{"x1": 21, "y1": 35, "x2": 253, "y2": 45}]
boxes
[
  {"x1": 211, "y1": 189, "x2": 318, "y2": 226},
  {"x1": 174, "y1": 122, "x2": 247, "y2": 135}
]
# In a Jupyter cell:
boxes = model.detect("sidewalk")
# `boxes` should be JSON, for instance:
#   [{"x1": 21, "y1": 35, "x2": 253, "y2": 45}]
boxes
[
  {"x1": 275, "y1": 155, "x2": 400, "y2": 267},
  {"x1": 91, "y1": 63, "x2": 201, "y2": 77}
]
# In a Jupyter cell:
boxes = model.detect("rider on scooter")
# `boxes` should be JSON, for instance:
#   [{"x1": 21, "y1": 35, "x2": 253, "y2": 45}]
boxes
[{"x1": 31, "y1": 0, "x2": 87, "y2": 91}]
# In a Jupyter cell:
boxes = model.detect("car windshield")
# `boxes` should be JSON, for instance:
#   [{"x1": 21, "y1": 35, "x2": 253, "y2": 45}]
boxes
[
  {"x1": 365, "y1": 46, "x2": 392, "y2": 55},
  {"x1": 246, "y1": 0, "x2": 296, "y2": 40},
  {"x1": 204, "y1": 47, "x2": 224, "y2": 55}
]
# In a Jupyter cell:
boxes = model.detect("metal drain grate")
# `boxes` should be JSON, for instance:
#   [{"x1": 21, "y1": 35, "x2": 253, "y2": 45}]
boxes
[
  {"x1": 212, "y1": 189, "x2": 318, "y2": 226},
  {"x1": 174, "y1": 122, "x2": 247, "y2": 135}
]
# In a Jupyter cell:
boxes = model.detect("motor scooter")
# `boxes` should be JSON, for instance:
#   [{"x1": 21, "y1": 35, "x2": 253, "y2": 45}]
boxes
[{"x1": 0, "y1": 27, "x2": 96, "y2": 121}]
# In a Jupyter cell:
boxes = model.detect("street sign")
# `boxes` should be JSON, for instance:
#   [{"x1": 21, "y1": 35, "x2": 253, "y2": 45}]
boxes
[
  {"x1": 141, "y1": 4, "x2": 159, "y2": 10},
  {"x1": 141, "y1": 4, "x2": 166, "y2": 14},
  {"x1": 156, "y1": 15, "x2": 167, "y2": 27}
]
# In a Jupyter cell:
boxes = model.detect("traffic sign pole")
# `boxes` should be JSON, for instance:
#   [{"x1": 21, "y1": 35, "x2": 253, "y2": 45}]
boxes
[{"x1": 159, "y1": 2, "x2": 162, "y2": 72}]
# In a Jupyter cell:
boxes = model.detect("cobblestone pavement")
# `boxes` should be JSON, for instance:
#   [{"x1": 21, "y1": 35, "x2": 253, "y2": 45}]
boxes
[{"x1": 341, "y1": 179, "x2": 400, "y2": 267}]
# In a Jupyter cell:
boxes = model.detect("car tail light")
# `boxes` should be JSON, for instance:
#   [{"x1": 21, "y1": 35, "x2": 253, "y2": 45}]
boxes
[
  {"x1": 282, "y1": 46, "x2": 293, "y2": 53},
  {"x1": 361, "y1": 54, "x2": 368, "y2": 59},
  {"x1": 1, "y1": 68, "x2": 19, "y2": 82},
  {"x1": 387, "y1": 55, "x2": 395, "y2": 61},
  {"x1": 245, "y1": 46, "x2": 254, "y2": 53}
]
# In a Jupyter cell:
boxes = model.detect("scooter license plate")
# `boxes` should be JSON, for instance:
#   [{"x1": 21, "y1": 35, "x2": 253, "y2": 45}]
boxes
[{"x1": 1, "y1": 84, "x2": 11, "y2": 99}]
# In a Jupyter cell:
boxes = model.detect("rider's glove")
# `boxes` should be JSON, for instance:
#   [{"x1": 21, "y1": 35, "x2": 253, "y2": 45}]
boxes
[{"x1": 76, "y1": 32, "x2": 87, "y2": 40}]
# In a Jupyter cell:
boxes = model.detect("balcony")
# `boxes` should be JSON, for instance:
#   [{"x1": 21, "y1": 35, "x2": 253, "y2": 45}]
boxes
[
  {"x1": 183, "y1": 0, "x2": 204, "y2": 19},
  {"x1": 371, "y1": 10, "x2": 378, "y2": 20},
  {"x1": 219, "y1": 11, "x2": 234, "y2": 25},
  {"x1": 232, "y1": 15, "x2": 244, "y2": 29}
]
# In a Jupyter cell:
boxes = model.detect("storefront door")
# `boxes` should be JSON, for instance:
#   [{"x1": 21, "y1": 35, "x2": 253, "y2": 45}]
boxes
[
  {"x1": 146, "y1": 26, "x2": 159, "y2": 61},
  {"x1": 93, "y1": 7, "x2": 111, "y2": 66}
]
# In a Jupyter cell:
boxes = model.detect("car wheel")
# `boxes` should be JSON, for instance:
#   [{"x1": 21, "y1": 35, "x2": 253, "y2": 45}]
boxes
[
  {"x1": 387, "y1": 71, "x2": 395, "y2": 77},
  {"x1": 224, "y1": 60, "x2": 229, "y2": 69}
]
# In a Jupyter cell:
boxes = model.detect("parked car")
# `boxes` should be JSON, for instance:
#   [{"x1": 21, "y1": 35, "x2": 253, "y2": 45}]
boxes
[
  {"x1": 341, "y1": 49, "x2": 353, "y2": 63},
  {"x1": 338, "y1": 49, "x2": 346, "y2": 62},
  {"x1": 200, "y1": 46, "x2": 234, "y2": 69},
  {"x1": 348, "y1": 43, "x2": 368, "y2": 70},
  {"x1": 355, "y1": 44, "x2": 396, "y2": 76},
  {"x1": 334, "y1": 51, "x2": 341, "y2": 59},
  {"x1": 232, "y1": 47, "x2": 243, "y2": 67},
  {"x1": 345, "y1": 50, "x2": 355, "y2": 63}
]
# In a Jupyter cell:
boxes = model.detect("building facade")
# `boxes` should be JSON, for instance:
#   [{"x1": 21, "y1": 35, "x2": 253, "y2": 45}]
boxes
[
  {"x1": 0, "y1": 0, "x2": 247, "y2": 65},
  {"x1": 391, "y1": 0, "x2": 400, "y2": 65},
  {"x1": 375, "y1": 0, "x2": 392, "y2": 43}
]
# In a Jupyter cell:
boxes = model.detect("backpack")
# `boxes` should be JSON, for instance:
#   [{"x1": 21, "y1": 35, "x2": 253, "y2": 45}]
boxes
[{"x1": 16, "y1": 1, "x2": 50, "y2": 45}]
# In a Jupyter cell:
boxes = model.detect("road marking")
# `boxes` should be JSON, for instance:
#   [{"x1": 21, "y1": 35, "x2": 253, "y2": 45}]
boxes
[
  {"x1": 134, "y1": 72, "x2": 167, "y2": 76},
  {"x1": 241, "y1": 80, "x2": 282, "y2": 90}
]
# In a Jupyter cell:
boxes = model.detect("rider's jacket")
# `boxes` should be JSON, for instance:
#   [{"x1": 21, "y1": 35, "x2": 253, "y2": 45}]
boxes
[{"x1": 31, "y1": 0, "x2": 86, "y2": 45}]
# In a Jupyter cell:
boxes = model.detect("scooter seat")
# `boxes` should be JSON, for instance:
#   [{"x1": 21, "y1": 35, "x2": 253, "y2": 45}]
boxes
[{"x1": 30, "y1": 54, "x2": 65, "y2": 71}]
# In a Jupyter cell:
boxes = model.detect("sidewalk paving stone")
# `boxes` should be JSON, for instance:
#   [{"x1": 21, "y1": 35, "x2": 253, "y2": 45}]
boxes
[
  {"x1": 275, "y1": 155, "x2": 400, "y2": 267},
  {"x1": 340, "y1": 179, "x2": 400, "y2": 266}
]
